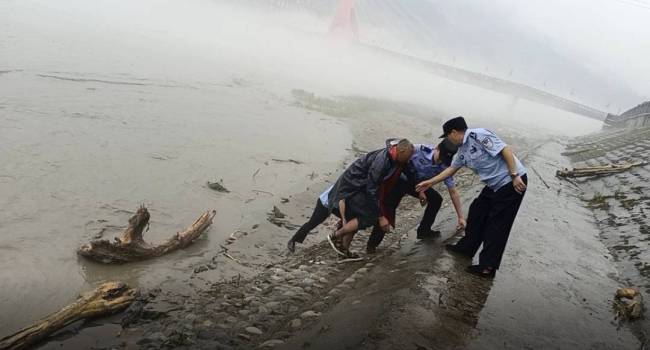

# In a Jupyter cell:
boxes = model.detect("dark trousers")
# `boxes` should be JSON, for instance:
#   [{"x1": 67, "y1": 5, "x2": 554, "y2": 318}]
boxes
[
  {"x1": 367, "y1": 179, "x2": 443, "y2": 249},
  {"x1": 455, "y1": 175, "x2": 527, "y2": 269},
  {"x1": 290, "y1": 199, "x2": 341, "y2": 243}
]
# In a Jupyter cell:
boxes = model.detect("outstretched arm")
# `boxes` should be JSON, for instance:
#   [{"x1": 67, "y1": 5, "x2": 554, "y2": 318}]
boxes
[
  {"x1": 448, "y1": 187, "x2": 466, "y2": 230},
  {"x1": 415, "y1": 166, "x2": 459, "y2": 193}
]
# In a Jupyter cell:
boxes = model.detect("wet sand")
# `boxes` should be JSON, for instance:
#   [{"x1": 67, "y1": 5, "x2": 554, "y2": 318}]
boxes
[
  {"x1": 24, "y1": 86, "x2": 452, "y2": 350},
  {"x1": 278, "y1": 139, "x2": 641, "y2": 350},
  {"x1": 0, "y1": 69, "x2": 351, "y2": 333},
  {"x1": 1, "y1": 79, "x2": 636, "y2": 349},
  {"x1": 562, "y1": 127, "x2": 650, "y2": 345}
]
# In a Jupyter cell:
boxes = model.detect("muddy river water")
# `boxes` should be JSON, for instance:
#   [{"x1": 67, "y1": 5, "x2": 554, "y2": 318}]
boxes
[
  {"x1": 0, "y1": 0, "x2": 354, "y2": 331},
  {"x1": 2, "y1": 0, "x2": 619, "y2": 345}
]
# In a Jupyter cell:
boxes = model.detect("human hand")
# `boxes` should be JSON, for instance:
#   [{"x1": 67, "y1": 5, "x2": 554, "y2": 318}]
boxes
[
  {"x1": 415, "y1": 179, "x2": 433, "y2": 193},
  {"x1": 378, "y1": 216, "x2": 391, "y2": 232},
  {"x1": 418, "y1": 192, "x2": 427, "y2": 206},
  {"x1": 456, "y1": 217, "x2": 466, "y2": 231},
  {"x1": 512, "y1": 176, "x2": 527, "y2": 194}
]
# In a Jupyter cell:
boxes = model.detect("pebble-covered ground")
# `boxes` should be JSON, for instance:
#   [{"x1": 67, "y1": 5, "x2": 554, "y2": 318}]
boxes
[{"x1": 113, "y1": 196, "x2": 436, "y2": 349}]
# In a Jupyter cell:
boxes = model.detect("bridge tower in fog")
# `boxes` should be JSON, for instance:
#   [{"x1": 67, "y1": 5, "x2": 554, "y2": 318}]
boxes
[{"x1": 329, "y1": 0, "x2": 359, "y2": 42}]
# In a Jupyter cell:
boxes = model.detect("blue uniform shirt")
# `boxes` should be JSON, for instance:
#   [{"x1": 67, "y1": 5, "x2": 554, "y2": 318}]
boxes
[
  {"x1": 451, "y1": 128, "x2": 526, "y2": 191},
  {"x1": 319, "y1": 185, "x2": 334, "y2": 207},
  {"x1": 409, "y1": 144, "x2": 455, "y2": 189}
]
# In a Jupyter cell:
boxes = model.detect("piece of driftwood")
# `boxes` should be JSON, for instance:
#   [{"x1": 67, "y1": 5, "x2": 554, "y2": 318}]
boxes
[
  {"x1": 0, "y1": 282, "x2": 136, "y2": 350},
  {"x1": 614, "y1": 287, "x2": 644, "y2": 320},
  {"x1": 271, "y1": 158, "x2": 303, "y2": 164},
  {"x1": 556, "y1": 162, "x2": 645, "y2": 179},
  {"x1": 336, "y1": 257, "x2": 365, "y2": 264},
  {"x1": 78, "y1": 206, "x2": 216, "y2": 263}
]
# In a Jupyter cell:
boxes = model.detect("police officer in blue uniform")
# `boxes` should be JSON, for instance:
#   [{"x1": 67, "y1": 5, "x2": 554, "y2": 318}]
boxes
[
  {"x1": 416, "y1": 117, "x2": 527, "y2": 278},
  {"x1": 366, "y1": 140, "x2": 466, "y2": 253}
]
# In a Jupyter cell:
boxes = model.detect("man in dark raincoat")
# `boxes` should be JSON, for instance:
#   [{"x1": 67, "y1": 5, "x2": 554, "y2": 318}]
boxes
[{"x1": 287, "y1": 139, "x2": 413, "y2": 257}]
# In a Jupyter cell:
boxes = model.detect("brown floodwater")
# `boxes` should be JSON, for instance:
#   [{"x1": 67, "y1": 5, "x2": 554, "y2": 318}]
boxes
[{"x1": 0, "y1": 0, "x2": 356, "y2": 332}]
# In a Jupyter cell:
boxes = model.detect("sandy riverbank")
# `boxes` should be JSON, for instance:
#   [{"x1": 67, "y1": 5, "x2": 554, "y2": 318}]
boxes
[
  {"x1": 276, "y1": 139, "x2": 643, "y2": 350},
  {"x1": 25, "y1": 94, "x2": 645, "y2": 350}
]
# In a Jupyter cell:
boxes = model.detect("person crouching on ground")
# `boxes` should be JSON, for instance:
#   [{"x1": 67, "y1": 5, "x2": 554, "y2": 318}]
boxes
[
  {"x1": 327, "y1": 139, "x2": 414, "y2": 256},
  {"x1": 286, "y1": 184, "x2": 365, "y2": 258},
  {"x1": 416, "y1": 117, "x2": 527, "y2": 278},
  {"x1": 366, "y1": 139, "x2": 466, "y2": 254},
  {"x1": 287, "y1": 139, "x2": 414, "y2": 257}
]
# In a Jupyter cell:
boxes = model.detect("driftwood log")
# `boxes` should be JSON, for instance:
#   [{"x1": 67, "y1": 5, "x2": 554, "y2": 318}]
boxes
[
  {"x1": 0, "y1": 281, "x2": 136, "y2": 350},
  {"x1": 556, "y1": 162, "x2": 645, "y2": 179},
  {"x1": 614, "y1": 287, "x2": 644, "y2": 320},
  {"x1": 78, "y1": 206, "x2": 216, "y2": 263}
]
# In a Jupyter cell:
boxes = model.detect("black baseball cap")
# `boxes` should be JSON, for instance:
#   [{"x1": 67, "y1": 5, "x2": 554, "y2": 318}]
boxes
[
  {"x1": 439, "y1": 116, "x2": 468, "y2": 138},
  {"x1": 437, "y1": 139, "x2": 457, "y2": 166}
]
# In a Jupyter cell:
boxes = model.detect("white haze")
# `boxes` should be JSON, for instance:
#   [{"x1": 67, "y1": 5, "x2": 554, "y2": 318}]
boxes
[
  {"x1": 350, "y1": 0, "x2": 649, "y2": 112},
  {"x1": 491, "y1": 0, "x2": 650, "y2": 101},
  {"x1": 1, "y1": 0, "x2": 606, "y2": 136}
]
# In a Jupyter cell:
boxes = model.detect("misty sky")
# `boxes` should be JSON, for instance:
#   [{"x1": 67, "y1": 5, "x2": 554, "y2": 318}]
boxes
[
  {"x1": 490, "y1": 0, "x2": 650, "y2": 99},
  {"x1": 349, "y1": 0, "x2": 650, "y2": 112},
  {"x1": 4, "y1": 0, "x2": 648, "y2": 113}
]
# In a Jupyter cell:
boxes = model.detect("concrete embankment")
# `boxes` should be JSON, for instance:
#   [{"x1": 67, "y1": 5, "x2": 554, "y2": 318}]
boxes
[{"x1": 562, "y1": 127, "x2": 650, "y2": 346}]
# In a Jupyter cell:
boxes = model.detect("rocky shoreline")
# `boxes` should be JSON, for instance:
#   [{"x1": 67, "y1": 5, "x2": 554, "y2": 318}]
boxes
[{"x1": 119, "y1": 234, "x2": 397, "y2": 349}]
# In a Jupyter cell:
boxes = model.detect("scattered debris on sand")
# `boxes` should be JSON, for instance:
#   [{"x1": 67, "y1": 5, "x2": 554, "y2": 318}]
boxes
[
  {"x1": 78, "y1": 206, "x2": 216, "y2": 263},
  {"x1": 556, "y1": 162, "x2": 646, "y2": 179},
  {"x1": 0, "y1": 282, "x2": 136, "y2": 350},
  {"x1": 614, "y1": 288, "x2": 645, "y2": 320},
  {"x1": 267, "y1": 206, "x2": 300, "y2": 230},
  {"x1": 271, "y1": 158, "x2": 303, "y2": 165},
  {"x1": 226, "y1": 230, "x2": 247, "y2": 245},
  {"x1": 271, "y1": 206, "x2": 285, "y2": 219},
  {"x1": 207, "y1": 180, "x2": 230, "y2": 193}
]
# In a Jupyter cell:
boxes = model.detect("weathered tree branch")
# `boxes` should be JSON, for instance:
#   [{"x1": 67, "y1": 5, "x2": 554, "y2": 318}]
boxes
[
  {"x1": 78, "y1": 206, "x2": 216, "y2": 263},
  {"x1": 556, "y1": 161, "x2": 646, "y2": 179},
  {"x1": 0, "y1": 281, "x2": 136, "y2": 350}
]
